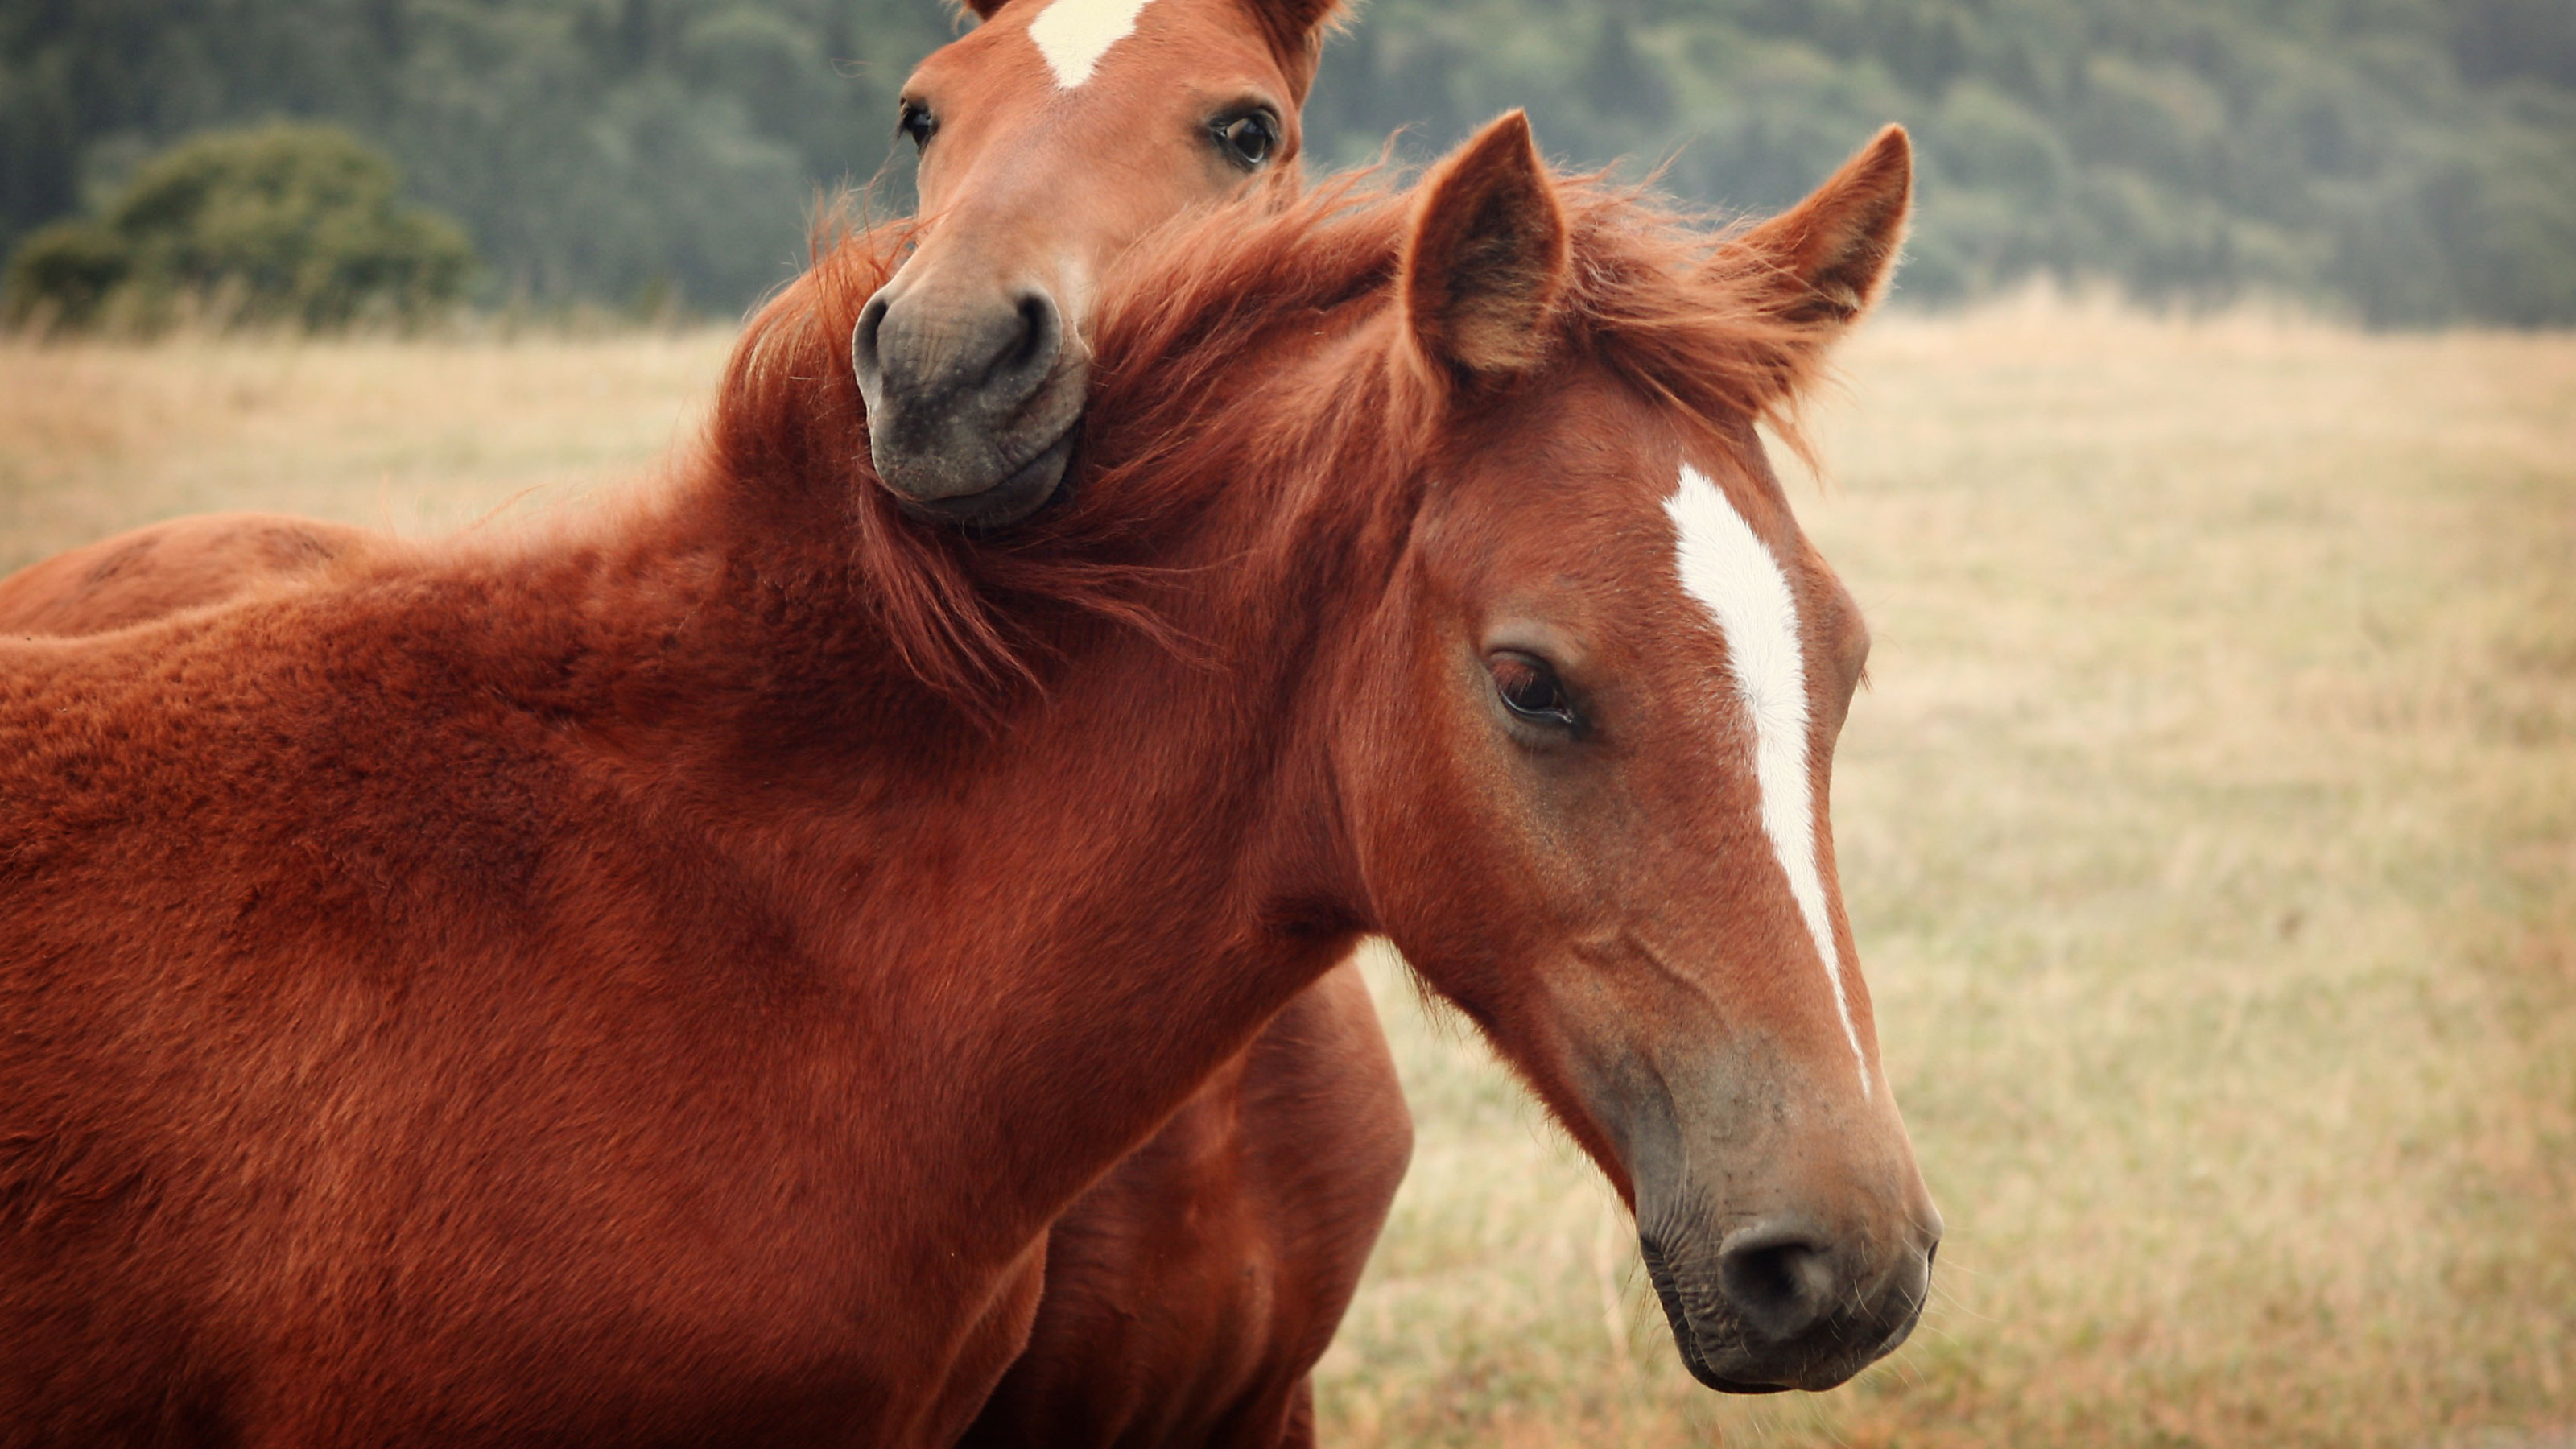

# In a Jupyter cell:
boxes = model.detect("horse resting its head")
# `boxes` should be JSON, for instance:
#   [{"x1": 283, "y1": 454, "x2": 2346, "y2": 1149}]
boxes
[
  {"x1": 852, "y1": 0, "x2": 1340, "y2": 526},
  {"x1": 796, "y1": 114, "x2": 1941, "y2": 1390},
  {"x1": 1059, "y1": 115, "x2": 1938, "y2": 1392}
]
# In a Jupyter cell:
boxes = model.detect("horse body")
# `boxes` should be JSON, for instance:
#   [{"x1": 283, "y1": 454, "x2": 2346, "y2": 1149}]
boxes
[
  {"x1": 0, "y1": 0, "x2": 1406, "y2": 1438},
  {"x1": 0, "y1": 506, "x2": 1407, "y2": 1449},
  {"x1": 0, "y1": 513, "x2": 1403, "y2": 1447},
  {"x1": 1, "y1": 116, "x2": 1938, "y2": 1441},
  {"x1": 0, "y1": 474, "x2": 1363, "y2": 1445}
]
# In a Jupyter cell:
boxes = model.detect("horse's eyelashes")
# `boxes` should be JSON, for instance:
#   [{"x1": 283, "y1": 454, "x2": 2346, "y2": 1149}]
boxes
[
  {"x1": 1490, "y1": 651, "x2": 1580, "y2": 730},
  {"x1": 1212, "y1": 110, "x2": 1278, "y2": 169},
  {"x1": 898, "y1": 100, "x2": 938, "y2": 151}
]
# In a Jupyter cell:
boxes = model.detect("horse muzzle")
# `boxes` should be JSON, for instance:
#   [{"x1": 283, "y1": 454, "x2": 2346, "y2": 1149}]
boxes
[
  {"x1": 852, "y1": 279, "x2": 1085, "y2": 529},
  {"x1": 1636, "y1": 1197, "x2": 1938, "y2": 1393},
  {"x1": 1596, "y1": 1041, "x2": 1940, "y2": 1395}
]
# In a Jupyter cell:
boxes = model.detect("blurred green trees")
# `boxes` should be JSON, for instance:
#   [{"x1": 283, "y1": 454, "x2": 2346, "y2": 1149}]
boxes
[
  {"x1": 3, "y1": 123, "x2": 474, "y2": 329},
  {"x1": 0, "y1": 0, "x2": 943, "y2": 320},
  {"x1": 1304, "y1": 0, "x2": 2576, "y2": 324},
  {"x1": 2, "y1": 0, "x2": 2571, "y2": 325}
]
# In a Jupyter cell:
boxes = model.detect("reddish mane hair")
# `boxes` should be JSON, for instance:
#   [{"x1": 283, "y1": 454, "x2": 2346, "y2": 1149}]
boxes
[{"x1": 709, "y1": 167, "x2": 1854, "y2": 716}]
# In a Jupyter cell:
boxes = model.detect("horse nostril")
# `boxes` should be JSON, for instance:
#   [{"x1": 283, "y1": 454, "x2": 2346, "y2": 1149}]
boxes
[
  {"x1": 1717, "y1": 1224, "x2": 1837, "y2": 1343},
  {"x1": 993, "y1": 289, "x2": 1062, "y2": 384},
  {"x1": 852, "y1": 292, "x2": 892, "y2": 388}
]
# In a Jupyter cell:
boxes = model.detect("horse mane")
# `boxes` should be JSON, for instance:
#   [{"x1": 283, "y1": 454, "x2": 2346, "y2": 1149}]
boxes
[
  {"x1": 700, "y1": 163, "x2": 1846, "y2": 718},
  {"x1": 1080, "y1": 163, "x2": 1845, "y2": 481}
]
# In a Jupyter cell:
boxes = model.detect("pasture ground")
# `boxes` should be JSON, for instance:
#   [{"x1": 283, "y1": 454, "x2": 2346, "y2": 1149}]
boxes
[{"x1": 2, "y1": 299, "x2": 2569, "y2": 1447}]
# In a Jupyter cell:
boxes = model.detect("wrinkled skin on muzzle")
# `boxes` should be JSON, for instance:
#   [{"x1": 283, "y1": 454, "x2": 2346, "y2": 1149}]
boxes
[{"x1": 855, "y1": 270, "x2": 1083, "y2": 526}]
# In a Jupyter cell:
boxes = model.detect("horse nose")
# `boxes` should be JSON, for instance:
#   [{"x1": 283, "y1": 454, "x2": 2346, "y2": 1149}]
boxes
[
  {"x1": 988, "y1": 288, "x2": 1062, "y2": 394},
  {"x1": 853, "y1": 282, "x2": 1062, "y2": 427},
  {"x1": 1693, "y1": 1208, "x2": 1935, "y2": 1382},
  {"x1": 1716, "y1": 1219, "x2": 1840, "y2": 1342},
  {"x1": 852, "y1": 279, "x2": 1077, "y2": 518}
]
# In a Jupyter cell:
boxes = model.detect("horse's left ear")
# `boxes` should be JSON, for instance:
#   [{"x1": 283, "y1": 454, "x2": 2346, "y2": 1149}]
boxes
[
  {"x1": 1737, "y1": 125, "x2": 1912, "y2": 328},
  {"x1": 1402, "y1": 111, "x2": 1571, "y2": 386},
  {"x1": 1241, "y1": 0, "x2": 1348, "y2": 97},
  {"x1": 1245, "y1": 0, "x2": 1343, "y2": 36}
]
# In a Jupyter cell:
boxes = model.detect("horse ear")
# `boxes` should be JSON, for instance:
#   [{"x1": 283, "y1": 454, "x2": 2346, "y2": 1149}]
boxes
[
  {"x1": 1240, "y1": 0, "x2": 1348, "y2": 97},
  {"x1": 958, "y1": 0, "x2": 1009, "y2": 19},
  {"x1": 1245, "y1": 0, "x2": 1344, "y2": 37},
  {"x1": 1736, "y1": 125, "x2": 1912, "y2": 328},
  {"x1": 1401, "y1": 111, "x2": 1570, "y2": 384}
]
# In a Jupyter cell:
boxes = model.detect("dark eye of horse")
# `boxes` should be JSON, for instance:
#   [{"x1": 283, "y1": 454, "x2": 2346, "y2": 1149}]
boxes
[
  {"x1": 1212, "y1": 111, "x2": 1278, "y2": 169},
  {"x1": 1489, "y1": 651, "x2": 1579, "y2": 730},
  {"x1": 898, "y1": 101, "x2": 937, "y2": 151}
]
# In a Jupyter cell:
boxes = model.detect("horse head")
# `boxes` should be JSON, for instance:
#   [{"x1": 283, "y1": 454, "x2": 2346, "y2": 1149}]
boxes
[
  {"x1": 852, "y1": 0, "x2": 1340, "y2": 526},
  {"x1": 1320, "y1": 116, "x2": 1941, "y2": 1393}
]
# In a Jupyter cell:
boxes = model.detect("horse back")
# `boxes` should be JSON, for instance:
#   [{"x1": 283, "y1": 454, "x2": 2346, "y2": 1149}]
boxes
[{"x1": 0, "y1": 512, "x2": 367, "y2": 636}]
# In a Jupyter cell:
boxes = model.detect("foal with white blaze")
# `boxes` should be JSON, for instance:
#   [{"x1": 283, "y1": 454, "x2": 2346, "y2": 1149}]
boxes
[{"x1": 1295, "y1": 118, "x2": 1943, "y2": 1390}]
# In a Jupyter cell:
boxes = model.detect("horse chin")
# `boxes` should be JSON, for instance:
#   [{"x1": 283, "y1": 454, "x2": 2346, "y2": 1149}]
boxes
[{"x1": 883, "y1": 430, "x2": 1075, "y2": 530}]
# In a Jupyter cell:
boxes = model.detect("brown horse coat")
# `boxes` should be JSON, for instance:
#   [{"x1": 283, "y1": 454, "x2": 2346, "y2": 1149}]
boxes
[
  {"x1": 0, "y1": 0, "x2": 1410, "y2": 1431},
  {"x1": 0, "y1": 231, "x2": 1406, "y2": 1449},
  {"x1": 0, "y1": 512, "x2": 357, "y2": 634},
  {"x1": 0, "y1": 510, "x2": 1410, "y2": 1448},
  {"x1": 964, "y1": 965, "x2": 1406, "y2": 1446},
  {"x1": 0, "y1": 117, "x2": 1939, "y2": 1444}
]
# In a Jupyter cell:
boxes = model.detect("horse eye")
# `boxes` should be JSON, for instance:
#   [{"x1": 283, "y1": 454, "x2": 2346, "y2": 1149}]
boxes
[
  {"x1": 898, "y1": 101, "x2": 937, "y2": 151},
  {"x1": 1213, "y1": 111, "x2": 1278, "y2": 168},
  {"x1": 1490, "y1": 651, "x2": 1579, "y2": 729}
]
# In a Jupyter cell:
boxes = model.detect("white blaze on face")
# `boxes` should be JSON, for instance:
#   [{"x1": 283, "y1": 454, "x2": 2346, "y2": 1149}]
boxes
[
  {"x1": 1026, "y1": 0, "x2": 1159, "y2": 89},
  {"x1": 1665, "y1": 462, "x2": 1872, "y2": 1100}
]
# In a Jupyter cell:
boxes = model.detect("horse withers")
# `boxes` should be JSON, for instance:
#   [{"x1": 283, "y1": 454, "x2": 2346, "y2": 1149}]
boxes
[{"x1": 0, "y1": 116, "x2": 1936, "y2": 1443}]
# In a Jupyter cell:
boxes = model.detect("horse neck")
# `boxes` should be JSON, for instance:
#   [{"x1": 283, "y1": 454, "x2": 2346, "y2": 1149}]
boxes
[{"x1": 564, "y1": 329, "x2": 1412, "y2": 1247}]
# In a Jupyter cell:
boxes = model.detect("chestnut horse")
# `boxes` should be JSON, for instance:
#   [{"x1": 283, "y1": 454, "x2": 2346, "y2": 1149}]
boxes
[
  {"x1": 856, "y1": 0, "x2": 1341, "y2": 523},
  {"x1": 0, "y1": 0, "x2": 1406, "y2": 1439},
  {"x1": 0, "y1": 115, "x2": 1938, "y2": 1443}
]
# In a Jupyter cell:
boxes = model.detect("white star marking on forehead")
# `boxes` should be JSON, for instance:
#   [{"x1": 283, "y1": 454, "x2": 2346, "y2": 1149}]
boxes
[
  {"x1": 1026, "y1": 0, "x2": 1159, "y2": 89},
  {"x1": 1665, "y1": 461, "x2": 1872, "y2": 1100}
]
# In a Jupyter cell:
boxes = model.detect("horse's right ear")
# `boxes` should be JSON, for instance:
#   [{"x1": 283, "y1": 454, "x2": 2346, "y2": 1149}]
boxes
[
  {"x1": 1401, "y1": 111, "x2": 1570, "y2": 386},
  {"x1": 1736, "y1": 125, "x2": 1912, "y2": 328}
]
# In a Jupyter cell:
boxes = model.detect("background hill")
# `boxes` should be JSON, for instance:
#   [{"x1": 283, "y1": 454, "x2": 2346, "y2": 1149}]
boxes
[{"x1": 5, "y1": 0, "x2": 2572, "y2": 323}]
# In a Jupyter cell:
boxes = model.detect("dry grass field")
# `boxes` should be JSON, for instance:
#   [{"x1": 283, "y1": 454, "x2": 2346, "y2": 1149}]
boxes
[
  {"x1": 2, "y1": 299, "x2": 2570, "y2": 1447},
  {"x1": 0, "y1": 327, "x2": 733, "y2": 573}
]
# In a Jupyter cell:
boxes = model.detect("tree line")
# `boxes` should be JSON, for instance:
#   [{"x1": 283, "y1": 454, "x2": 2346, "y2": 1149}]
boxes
[{"x1": 4, "y1": 0, "x2": 2570, "y2": 325}]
